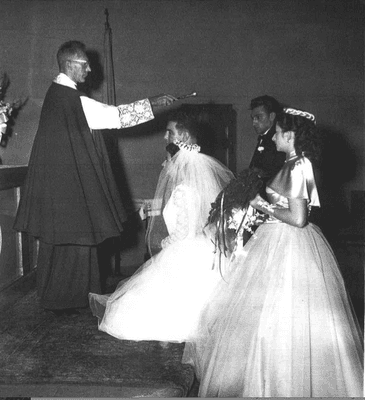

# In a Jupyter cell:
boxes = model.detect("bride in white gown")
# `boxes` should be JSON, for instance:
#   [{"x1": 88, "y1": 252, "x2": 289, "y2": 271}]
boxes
[{"x1": 89, "y1": 112, "x2": 234, "y2": 342}]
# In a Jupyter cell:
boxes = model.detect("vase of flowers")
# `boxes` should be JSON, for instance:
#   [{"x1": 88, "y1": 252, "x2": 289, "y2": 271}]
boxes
[{"x1": 0, "y1": 73, "x2": 22, "y2": 147}]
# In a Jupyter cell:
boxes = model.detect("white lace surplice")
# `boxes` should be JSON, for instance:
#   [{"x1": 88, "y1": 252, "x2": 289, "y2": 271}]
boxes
[{"x1": 54, "y1": 73, "x2": 154, "y2": 130}]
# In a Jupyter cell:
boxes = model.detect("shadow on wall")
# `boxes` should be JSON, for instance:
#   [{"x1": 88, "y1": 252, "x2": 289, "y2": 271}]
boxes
[
  {"x1": 310, "y1": 125, "x2": 357, "y2": 244},
  {"x1": 178, "y1": 103, "x2": 237, "y2": 172}
]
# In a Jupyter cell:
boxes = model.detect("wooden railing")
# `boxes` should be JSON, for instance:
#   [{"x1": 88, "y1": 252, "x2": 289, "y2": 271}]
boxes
[{"x1": 0, "y1": 165, "x2": 37, "y2": 291}]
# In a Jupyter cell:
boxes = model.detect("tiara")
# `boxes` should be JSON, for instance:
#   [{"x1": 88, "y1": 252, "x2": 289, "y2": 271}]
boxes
[
  {"x1": 284, "y1": 108, "x2": 316, "y2": 124},
  {"x1": 173, "y1": 140, "x2": 201, "y2": 153}
]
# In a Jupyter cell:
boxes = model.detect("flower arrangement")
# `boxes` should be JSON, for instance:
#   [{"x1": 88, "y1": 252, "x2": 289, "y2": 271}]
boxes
[
  {"x1": 0, "y1": 73, "x2": 22, "y2": 146},
  {"x1": 227, "y1": 205, "x2": 264, "y2": 238},
  {"x1": 205, "y1": 168, "x2": 266, "y2": 278},
  {"x1": 208, "y1": 168, "x2": 266, "y2": 255}
]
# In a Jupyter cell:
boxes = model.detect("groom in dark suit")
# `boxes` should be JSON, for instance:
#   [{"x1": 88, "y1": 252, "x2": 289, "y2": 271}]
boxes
[{"x1": 249, "y1": 95, "x2": 286, "y2": 186}]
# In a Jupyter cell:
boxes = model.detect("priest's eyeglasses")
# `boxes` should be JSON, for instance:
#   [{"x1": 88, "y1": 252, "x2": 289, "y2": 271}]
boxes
[{"x1": 68, "y1": 59, "x2": 90, "y2": 69}]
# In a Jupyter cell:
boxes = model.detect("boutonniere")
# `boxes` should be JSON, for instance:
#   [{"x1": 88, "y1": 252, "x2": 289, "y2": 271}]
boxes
[{"x1": 257, "y1": 146, "x2": 264, "y2": 153}]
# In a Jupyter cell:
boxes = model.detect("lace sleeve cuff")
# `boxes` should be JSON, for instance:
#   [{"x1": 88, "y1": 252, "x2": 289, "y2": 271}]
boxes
[{"x1": 117, "y1": 99, "x2": 154, "y2": 128}]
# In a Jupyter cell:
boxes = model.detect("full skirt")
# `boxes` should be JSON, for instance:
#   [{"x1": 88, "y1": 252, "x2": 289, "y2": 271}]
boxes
[
  {"x1": 89, "y1": 234, "x2": 222, "y2": 342},
  {"x1": 182, "y1": 222, "x2": 364, "y2": 397}
]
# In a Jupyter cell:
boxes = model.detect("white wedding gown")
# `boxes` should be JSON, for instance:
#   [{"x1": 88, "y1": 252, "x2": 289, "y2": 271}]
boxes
[{"x1": 89, "y1": 183, "x2": 225, "y2": 342}]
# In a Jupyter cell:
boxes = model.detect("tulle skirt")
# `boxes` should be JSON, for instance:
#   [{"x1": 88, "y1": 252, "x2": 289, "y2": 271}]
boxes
[
  {"x1": 89, "y1": 234, "x2": 222, "y2": 342},
  {"x1": 182, "y1": 222, "x2": 364, "y2": 397}
]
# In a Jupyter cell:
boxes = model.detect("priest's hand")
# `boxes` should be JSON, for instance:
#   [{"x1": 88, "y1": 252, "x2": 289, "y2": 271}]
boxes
[{"x1": 149, "y1": 94, "x2": 177, "y2": 110}]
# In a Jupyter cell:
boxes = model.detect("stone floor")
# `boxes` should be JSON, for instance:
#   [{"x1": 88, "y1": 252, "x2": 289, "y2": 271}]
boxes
[
  {"x1": 0, "y1": 234, "x2": 362, "y2": 399},
  {"x1": 0, "y1": 272, "x2": 197, "y2": 398}
]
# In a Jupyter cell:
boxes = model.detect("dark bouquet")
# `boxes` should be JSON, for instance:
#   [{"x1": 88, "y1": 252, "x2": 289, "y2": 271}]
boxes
[{"x1": 208, "y1": 168, "x2": 265, "y2": 257}]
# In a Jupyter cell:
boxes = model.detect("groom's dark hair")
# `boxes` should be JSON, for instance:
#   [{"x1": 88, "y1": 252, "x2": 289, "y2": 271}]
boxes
[{"x1": 250, "y1": 95, "x2": 282, "y2": 115}]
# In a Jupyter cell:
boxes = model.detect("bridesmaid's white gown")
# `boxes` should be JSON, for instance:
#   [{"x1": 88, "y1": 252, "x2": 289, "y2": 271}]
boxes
[{"x1": 182, "y1": 156, "x2": 364, "y2": 397}]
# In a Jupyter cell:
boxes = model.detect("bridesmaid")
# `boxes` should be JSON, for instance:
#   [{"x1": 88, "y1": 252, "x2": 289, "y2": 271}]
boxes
[{"x1": 183, "y1": 107, "x2": 363, "y2": 397}]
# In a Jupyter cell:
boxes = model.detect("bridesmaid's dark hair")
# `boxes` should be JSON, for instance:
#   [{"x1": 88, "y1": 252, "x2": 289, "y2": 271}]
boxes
[{"x1": 276, "y1": 110, "x2": 321, "y2": 163}]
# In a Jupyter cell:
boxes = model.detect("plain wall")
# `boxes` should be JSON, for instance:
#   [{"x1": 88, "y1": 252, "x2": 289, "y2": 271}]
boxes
[{"x1": 0, "y1": 0, "x2": 364, "y2": 206}]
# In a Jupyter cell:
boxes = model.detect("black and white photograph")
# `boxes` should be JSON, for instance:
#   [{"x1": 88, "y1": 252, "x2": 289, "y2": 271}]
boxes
[{"x1": 0, "y1": 0, "x2": 363, "y2": 397}]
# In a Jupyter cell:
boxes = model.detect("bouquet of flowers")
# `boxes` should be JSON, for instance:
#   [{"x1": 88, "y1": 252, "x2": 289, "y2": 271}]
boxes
[
  {"x1": 0, "y1": 73, "x2": 22, "y2": 145},
  {"x1": 207, "y1": 168, "x2": 266, "y2": 257}
]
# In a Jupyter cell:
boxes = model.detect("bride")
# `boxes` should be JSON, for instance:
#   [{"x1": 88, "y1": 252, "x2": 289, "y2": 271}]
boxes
[{"x1": 89, "y1": 111, "x2": 234, "y2": 342}]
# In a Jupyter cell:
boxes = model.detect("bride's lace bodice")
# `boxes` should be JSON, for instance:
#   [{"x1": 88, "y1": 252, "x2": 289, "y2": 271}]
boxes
[
  {"x1": 162, "y1": 184, "x2": 200, "y2": 246},
  {"x1": 146, "y1": 145, "x2": 234, "y2": 253}
]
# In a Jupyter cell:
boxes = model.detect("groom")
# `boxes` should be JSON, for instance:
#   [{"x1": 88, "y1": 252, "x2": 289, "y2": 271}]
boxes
[{"x1": 249, "y1": 95, "x2": 286, "y2": 186}]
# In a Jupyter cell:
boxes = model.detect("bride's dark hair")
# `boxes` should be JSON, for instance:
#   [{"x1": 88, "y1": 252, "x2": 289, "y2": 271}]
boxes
[
  {"x1": 166, "y1": 109, "x2": 200, "y2": 141},
  {"x1": 165, "y1": 110, "x2": 200, "y2": 157}
]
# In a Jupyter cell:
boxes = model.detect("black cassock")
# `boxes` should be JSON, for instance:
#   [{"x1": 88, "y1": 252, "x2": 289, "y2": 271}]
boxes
[{"x1": 14, "y1": 83, "x2": 127, "y2": 309}]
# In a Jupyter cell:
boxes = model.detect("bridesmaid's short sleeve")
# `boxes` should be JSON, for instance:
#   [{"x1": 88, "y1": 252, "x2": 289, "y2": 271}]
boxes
[{"x1": 268, "y1": 156, "x2": 320, "y2": 207}]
